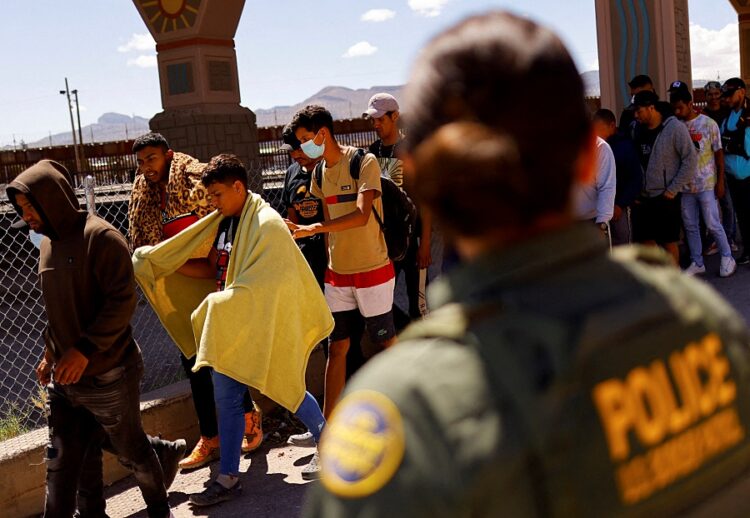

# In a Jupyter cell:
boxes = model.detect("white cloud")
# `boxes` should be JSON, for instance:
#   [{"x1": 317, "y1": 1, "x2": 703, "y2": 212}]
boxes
[
  {"x1": 408, "y1": 0, "x2": 449, "y2": 17},
  {"x1": 361, "y1": 9, "x2": 395, "y2": 22},
  {"x1": 690, "y1": 22, "x2": 740, "y2": 81},
  {"x1": 127, "y1": 55, "x2": 158, "y2": 68},
  {"x1": 342, "y1": 41, "x2": 378, "y2": 58},
  {"x1": 117, "y1": 33, "x2": 155, "y2": 53}
]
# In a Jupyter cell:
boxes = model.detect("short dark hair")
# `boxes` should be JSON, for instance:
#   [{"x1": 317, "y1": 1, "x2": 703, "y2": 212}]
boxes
[
  {"x1": 628, "y1": 74, "x2": 653, "y2": 89},
  {"x1": 402, "y1": 11, "x2": 590, "y2": 237},
  {"x1": 593, "y1": 109, "x2": 617, "y2": 126},
  {"x1": 669, "y1": 89, "x2": 692, "y2": 104},
  {"x1": 133, "y1": 132, "x2": 170, "y2": 153},
  {"x1": 633, "y1": 90, "x2": 659, "y2": 107},
  {"x1": 201, "y1": 154, "x2": 248, "y2": 189},
  {"x1": 290, "y1": 105, "x2": 335, "y2": 137}
]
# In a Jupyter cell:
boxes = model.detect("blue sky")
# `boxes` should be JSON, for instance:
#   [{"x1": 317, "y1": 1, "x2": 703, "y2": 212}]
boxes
[{"x1": 0, "y1": 0, "x2": 738, "y2": 146}]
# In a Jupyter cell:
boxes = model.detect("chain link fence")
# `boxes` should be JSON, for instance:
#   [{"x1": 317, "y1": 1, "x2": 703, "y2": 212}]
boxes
[{"x1": 0, "y1": 127, "x2": 378, "y2": 436}]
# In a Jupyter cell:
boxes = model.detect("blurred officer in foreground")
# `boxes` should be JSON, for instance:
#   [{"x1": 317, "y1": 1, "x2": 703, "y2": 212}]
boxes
[{"x1": 304, "y1": 11, "x2": 750, "y2": 518}]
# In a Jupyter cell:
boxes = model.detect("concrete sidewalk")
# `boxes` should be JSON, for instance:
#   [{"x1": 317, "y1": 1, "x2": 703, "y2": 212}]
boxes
[{"x1": 104, "y1": 441, "x2": 316, "y2": 517}]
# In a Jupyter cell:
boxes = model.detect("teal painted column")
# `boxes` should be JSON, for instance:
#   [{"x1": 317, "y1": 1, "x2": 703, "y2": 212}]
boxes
[{"x1": 595, "y1": 0, "x2": 692, "y2": 117}]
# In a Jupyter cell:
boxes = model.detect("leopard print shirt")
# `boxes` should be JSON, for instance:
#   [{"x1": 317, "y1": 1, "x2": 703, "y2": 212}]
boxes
[{"x1": 127, "y1": 152, "x2": 211, "y2": 250}]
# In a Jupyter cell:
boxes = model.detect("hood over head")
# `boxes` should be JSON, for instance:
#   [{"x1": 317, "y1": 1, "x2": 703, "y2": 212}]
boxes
[{"x1": 6, "y1": 160, "x2": 85, "y2": 240}]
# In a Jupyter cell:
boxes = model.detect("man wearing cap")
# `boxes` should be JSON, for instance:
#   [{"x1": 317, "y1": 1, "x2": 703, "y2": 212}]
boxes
[
  {"x1": 719, "y1": 77, "x2": 750, "y2": 265},
  {"x1": 704, "y1": 81, "x2": 730, "y2": 125},
  {"x1": 631, "y1": 89, "x2": 697, "y2": 264},
  {"x1": 669, "y1": 80, "x2": 735, "y2": 277},
  {"x1": 619, "y1": 74, "x2": 655, "y2": 134},
  {"x1": 365, "y1": 93, "x2": 432, "y2": 328}
]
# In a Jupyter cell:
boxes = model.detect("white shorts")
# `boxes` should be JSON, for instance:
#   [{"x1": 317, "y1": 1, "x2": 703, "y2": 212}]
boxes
[{"x1": 324, "y1": 277, "x2": 395, "y2": 318}]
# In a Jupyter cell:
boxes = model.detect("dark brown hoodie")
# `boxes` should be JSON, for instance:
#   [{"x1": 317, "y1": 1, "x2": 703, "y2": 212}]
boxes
[{"x1": 7, "y1": 160, "x2": 138, "y2": 376}]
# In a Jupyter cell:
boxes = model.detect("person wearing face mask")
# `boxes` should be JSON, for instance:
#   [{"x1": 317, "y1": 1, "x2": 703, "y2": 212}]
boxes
[
  {"x1": 8, "y1": 160, "x2": 186, "y2": 518},
  {"x1": 304, "y1": 11, "x2": 750, "y2": 517},
  {"x1": 286, "y1": 105, "x2": 397, "y2": 421}
]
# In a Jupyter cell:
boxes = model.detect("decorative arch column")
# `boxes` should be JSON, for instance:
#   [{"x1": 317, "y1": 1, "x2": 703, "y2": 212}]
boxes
[
  {"x1": 595, "y1": 0, "x2": 692, "y2": 117},
  {"x1": 132, "y1": 0, "x2": 261, "y2": 189}
]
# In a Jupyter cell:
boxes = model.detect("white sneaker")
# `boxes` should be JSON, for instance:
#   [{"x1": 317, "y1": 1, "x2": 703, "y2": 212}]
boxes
[
  {"x1": 720, "y1": 256, "x2": 737, "y2": 278},
  {"x1": 684, "y1": 262, "x2": 706, "y2": 276},
  {"x1": 287, "y1": 431, "x2": 315, "y2": 447}
]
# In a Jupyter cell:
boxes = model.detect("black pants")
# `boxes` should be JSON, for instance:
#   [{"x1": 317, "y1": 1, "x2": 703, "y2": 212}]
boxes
[
  {"x1": 180, "y1": 353, "x2": 252, "y2": 438},
  {"x1": 45, "y1": 357, "x2": 169, "y2": 518},
  {"x1": 393, "y1": 234, "x2": 424, "y2": 331},
  {"x1": 727, "y1": 174, "x2": 750, "y2": 256}
]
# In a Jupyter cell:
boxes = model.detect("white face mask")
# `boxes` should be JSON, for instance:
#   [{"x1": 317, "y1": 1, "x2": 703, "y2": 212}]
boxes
[
  {"x1": 29, "y1": 230, "x2": 44, "y2": 250},
  {"x1": 300, "y1": 130, "x2": 326, "y2": 159}
]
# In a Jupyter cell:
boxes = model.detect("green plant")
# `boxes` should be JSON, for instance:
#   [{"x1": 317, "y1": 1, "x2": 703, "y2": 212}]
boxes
[{"x1": 0, "y1": 402, "x2": 30, "y2": 442}]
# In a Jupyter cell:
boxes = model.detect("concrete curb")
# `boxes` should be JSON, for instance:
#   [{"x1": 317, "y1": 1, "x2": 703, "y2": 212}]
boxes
[
  {"x1": 0, "y1": 380, "x2": 200, "y2": 518},
  {"x1": 0, "y1": 345, "x2": 325, "y2": 518}
]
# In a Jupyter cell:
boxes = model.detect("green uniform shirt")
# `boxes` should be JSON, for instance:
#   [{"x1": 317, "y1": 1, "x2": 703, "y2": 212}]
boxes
[{"x1": 304, "y1": 224, "x2": 750, "y2": 517}]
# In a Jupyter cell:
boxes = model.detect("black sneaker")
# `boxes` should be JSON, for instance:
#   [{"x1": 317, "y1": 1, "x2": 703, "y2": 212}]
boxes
[
  {"x1": 301, "y1": 450, "x2": 321, "y2": 480},
  {"x1": 189, "y1": 480, "x2": 242, "y2": 507},
  {"x1": 153, "y1": 437, "x2": 187, "y2": 490},
  {"x1": 737, "y1": 255, "x2": 750, "y2": 265}
]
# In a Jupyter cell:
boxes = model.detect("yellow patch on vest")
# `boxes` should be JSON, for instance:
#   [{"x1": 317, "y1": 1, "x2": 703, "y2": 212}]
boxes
[
  {"x1": 592, "y1": 333, "x2": 745, "y2": 505},
  {"x1": 320, "y1": 390, "x2": 405, "y2": 498}
]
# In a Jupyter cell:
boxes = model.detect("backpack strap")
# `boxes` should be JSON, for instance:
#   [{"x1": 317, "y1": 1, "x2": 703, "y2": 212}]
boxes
[
  {"x1": 349, "y1": 148, "x2": 365, "y2": 180},
  {"x1": 350, "y1": 148, "x2": 385, "y2": 232},
  {"x1": 314, "y1": 161, "x2": 324, "y2": 190}
]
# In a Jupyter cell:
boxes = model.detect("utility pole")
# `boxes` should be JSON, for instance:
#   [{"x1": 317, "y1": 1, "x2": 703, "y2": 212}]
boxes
[
  {"x1": 48, "y1": 131, "x2": 53, "y2": 147},
  {"x1": 60, "y1": 78, "x2": 82, "y2": 173},
  {"x1": 72, "y1": 90, "x2": 84, "y2": 146}
]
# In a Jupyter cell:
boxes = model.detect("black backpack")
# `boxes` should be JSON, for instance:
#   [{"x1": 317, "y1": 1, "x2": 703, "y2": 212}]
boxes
[{"x1": 315, "y1": 148, "x2": 417, "y2": 262}]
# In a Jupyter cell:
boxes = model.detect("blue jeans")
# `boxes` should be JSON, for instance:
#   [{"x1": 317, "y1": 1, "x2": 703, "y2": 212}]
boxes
[
  {"x1": 681, "y1": 190, "x2": 731, "y2": 267},
  {"x1": 212, "y1": 371, "x2": 325, "y2": 476},
  {"x1": 719, "y1": 182, "x2": 737, "y2": 244}
]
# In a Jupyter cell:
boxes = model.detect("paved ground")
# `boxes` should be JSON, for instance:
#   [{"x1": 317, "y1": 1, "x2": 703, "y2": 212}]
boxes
[
  {"x1": 701, "y1": 252, "x2": 750, "y2": 324},
  {"x1": 100, "y1": 247, "x2": 750, "y2": 517},
  {"x1": 104, "y1": 442, "x2": 316, "y2": 518}
]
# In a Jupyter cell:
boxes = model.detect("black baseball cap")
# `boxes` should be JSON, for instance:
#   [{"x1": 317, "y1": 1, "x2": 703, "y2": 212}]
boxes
[
  {"x1": 633, "y1": 90, "x2": 659, "y2": 107},
  {"x1": 668, "y1": 80, "x2": 692, "y2": 102},
  {"x1": 279, "y1": 124, "x2": 301, "y2": 152},
  {"x1": 721, "y1": 77, "x2": 746, "y2": 98}
]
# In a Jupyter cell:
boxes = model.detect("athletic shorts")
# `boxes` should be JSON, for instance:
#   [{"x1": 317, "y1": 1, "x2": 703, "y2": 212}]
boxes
[
  {"x1": 325, "y1": 263, "x2": 396, "y2": 343},
  {"x1": 631, "y1": 194, "x2": 682, "y2": 244},
  {"x1": 324, "y1": 263, "x2": 395, "y2": 316}
]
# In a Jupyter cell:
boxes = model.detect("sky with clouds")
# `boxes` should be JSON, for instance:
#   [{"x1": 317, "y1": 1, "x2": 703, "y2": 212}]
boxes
[{"x1": 0, "y1": 0, "x2": 739, "y2": 145}]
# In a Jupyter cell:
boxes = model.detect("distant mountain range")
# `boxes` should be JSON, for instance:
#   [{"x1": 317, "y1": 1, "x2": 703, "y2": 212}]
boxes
[
  {"x1": 3, "y1": 75, "x2": 719, "y2": 150},
  {"x1": 3, "y1": 113, "x2": 151, "y2": 150},
  {"x1": 254, "y1": 85, "x2": 403, "y2": 128}
]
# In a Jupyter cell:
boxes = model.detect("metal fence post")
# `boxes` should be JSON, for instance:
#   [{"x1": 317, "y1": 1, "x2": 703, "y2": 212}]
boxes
[{"x1": 84, "y1": 175, "x2": 96, "y2": 215}]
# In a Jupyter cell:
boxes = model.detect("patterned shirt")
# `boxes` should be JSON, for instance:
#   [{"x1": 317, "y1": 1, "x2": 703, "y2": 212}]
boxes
[{"x1": 682, "y1": 114, "x2": 722, "y2": 193}]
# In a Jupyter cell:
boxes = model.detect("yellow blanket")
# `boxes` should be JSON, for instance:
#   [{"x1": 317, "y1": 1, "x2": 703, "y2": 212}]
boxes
[{"x1": 133, "y1": 192, "x2": 334, "y2": 412}]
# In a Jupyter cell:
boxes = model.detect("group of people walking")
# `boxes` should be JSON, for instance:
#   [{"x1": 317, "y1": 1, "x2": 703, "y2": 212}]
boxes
[{"x1": 10, "y1": 8, "x2": 750, "y2": 518}]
